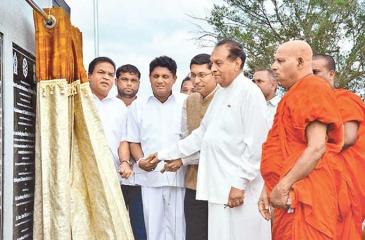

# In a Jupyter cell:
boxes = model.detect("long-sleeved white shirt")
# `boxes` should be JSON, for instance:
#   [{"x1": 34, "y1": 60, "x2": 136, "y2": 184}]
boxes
[
  {"x1": 93, "y1": 94, "x2": 127, "y2": 184},
  {"x1": 158, "y1": 75, "x2": 268, "y2": 204},
  {"x1": 118, "y1": 98, "x2": 140, "y2": 186},
  {"x1": 126, "y1": 92, "x2": 187, "y2": 187}
]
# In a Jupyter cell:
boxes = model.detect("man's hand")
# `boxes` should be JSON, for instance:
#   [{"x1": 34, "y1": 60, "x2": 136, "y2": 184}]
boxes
[
  {"x1": 258, "y1": 186, "x2": 271, "y2": 220},
  {"x1": 227, "y1": 187, "x2": 245, "y2": 208},
  {"x1": 119, "y1": 162, "x2": 133, "y2": 179},
  {"x1": 270, "y1": 181, "x2": 290, "y2": 209},
  {"x1": 163, "y1": 159, "x2": 183, "y2": 172},
  {"x1": 138, "y1": 153, "x2": 159, "y2": 172}
]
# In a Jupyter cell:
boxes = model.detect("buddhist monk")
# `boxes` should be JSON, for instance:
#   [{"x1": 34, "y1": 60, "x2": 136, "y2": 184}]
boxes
[
  {"x1": 259, "y1": 40, "x2": 344, "y2": 240},
  {"x1": 313, "y1": 54, "x2": 365, "y2": 239}
]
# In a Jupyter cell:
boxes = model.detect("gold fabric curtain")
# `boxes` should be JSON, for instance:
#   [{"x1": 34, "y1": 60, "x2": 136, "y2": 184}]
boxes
[{"x1": 33, "y1": 8, "x2": 134, "y2": 240}]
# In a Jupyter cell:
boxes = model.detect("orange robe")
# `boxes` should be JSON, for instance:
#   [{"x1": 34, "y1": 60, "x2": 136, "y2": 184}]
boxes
[
  {"x1": 335, "y1": 89, "x2": 365, "y2": 238},
  {"x1": 261, "y1": 75, "x2": 344, "y2": 240}
]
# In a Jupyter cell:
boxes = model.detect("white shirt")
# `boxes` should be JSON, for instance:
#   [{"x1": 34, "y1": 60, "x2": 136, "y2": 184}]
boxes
[
  {"x1": 93, "y1": 94, "x2": 127, "y2": 184},
  {"x1": 266, "y1": 95, "x2": 281, "y2": 127},
  {"x1": 158, "y1": 75, "x2": 268, "y2": 204},
  {"x1": 118, "y1": 98, "x2": 140, "y2": 186},
  {"x1": 126, "y1": 92, "x2": 187, "y2": 187}
]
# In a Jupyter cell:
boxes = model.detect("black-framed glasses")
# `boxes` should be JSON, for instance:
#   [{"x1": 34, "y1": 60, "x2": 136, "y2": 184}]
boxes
[{"x1": 189, "y1": 72, "x2": 212, "y2": 80}]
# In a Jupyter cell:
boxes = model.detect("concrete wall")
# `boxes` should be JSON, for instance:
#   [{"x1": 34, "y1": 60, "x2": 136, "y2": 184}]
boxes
[{"x1": 0, "y1": 1, "x2": 51, "y2": 239}]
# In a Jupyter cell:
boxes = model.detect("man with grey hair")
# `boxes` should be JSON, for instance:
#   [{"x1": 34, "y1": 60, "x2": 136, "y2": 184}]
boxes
[{"x1": 151, "y1": 39, "x2": 271, "y2": 240}]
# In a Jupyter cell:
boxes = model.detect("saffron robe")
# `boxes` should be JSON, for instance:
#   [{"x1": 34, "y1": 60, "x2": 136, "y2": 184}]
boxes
[
  {"x1": 335, "y1": 89, "x2": 365, "y2": 239},
  {"x1": 261, "y1": 75, "x2": 344, "y2": 240}
]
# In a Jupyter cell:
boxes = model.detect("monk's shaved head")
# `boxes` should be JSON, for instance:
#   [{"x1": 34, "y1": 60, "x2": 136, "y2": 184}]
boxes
[
  {"x1": 272, "y1": 40, "x2": 313, "y2": 89},
  {"x1": 279, "y1": 40, "x2": 313, "y2": 64}
]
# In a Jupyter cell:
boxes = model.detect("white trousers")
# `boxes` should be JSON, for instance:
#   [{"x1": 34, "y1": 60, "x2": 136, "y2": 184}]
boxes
[
  {"x1": 141, "y1": 186, "x2": 185, "y2": 240},
  {"x1": 208, "y1": 202, "x2": 271, "y2": 240}
]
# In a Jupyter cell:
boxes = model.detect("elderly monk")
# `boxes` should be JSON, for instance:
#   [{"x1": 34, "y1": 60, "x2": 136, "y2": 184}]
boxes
[
  {"x1": 313, "y1": 54, "x2": 365, "y2": 239},
  {"x1": 259, "y1": 40, "x2": 344, "y2": 240}
]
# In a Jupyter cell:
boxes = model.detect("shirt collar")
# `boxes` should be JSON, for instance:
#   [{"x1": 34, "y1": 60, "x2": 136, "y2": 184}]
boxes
[
  {"x1": 93, "y1": 93, "x2": 115, "y2": 103},
  {"x1": 202, "y1": 86, "x2": 219, "y2": 103},
  {"x1": 147, "y1": 91, "x2": 177, "y2": 104},
  {"x1": 224, "y1": 73, "x2": 251, "y2": 91},
  {"x1": 223, "y1": 73, "x2": 241, "y2": 90},
  {"x1": 267, "y1": 95, "x2": 281, "y2": 106},
  {"x1": 118, "y1": 96, "x2": 137, "y2": 107}
]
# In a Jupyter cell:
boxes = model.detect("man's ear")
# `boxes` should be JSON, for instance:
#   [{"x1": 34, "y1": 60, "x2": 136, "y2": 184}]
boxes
[
  {"x1": 235, "y1": 57, "x2": 242, "y2": 71},
  {"x1": 297, "y1": 57, "x2": 304, "y2": 69},
  {"x1": 329, "y1": 70, "x2": 336, "y2": 79}
]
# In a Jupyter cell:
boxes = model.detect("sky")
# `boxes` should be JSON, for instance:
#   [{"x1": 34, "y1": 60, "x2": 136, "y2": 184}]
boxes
[{"x1": 65, "y1": 0, "x2": 222, "y2": 96}]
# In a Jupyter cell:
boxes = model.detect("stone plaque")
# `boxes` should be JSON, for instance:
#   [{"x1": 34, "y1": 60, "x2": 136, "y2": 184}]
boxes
[{"x1": 12, "y1": 43, "x2": 36, "y2": 240}]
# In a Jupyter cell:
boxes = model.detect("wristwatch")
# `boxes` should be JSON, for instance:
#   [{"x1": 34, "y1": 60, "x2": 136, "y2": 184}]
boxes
[{"x1": 120, "y1": 159, "x2": 132, "y2": 166}]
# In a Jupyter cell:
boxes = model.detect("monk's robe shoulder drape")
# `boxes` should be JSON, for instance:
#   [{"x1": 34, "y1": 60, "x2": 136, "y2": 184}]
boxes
[
  {"x1": 334, "y1": 89, "x2": 365, "y2": 239},
  {"x1": 261, "y1": 75, "x2": 343, "y2": 240}
]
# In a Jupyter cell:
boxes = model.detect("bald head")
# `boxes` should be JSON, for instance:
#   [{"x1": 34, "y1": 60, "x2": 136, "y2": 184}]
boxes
[
  {"x1": 272, "y1": 40, "x2": 313, "y2": 89},
  {"x1": 280, "y1": 40, "x2": 313, "y2": 62}
]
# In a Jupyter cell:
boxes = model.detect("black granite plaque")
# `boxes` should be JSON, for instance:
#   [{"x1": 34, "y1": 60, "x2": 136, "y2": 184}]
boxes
[{"x1": 12, "y1": 43, "x2": 36, "y2": 240}]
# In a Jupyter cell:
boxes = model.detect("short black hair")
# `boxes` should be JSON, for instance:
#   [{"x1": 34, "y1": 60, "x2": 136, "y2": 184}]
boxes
[
  {"x1": 190, "y1": 53, "x2": 211, "y2": 68},
  {"x1": 116, "y1": 64, "x2": 141, "y2": 79},
  {"x1": 180, "y1": 75, "x2": 192, "y2": 90},
  {"x1": 216, "y1": 39, "x2": 246, "y2": 69},
  {"x1": 254, "y1": 68, "x2": 275, "y2": 79},
  {"x1": 313, "y1": 54, "x2": 336, "y2": 71},
  {"x1": 88, "y1": 56, "x2": 116, "y2": 74},
  {"x1": 149, "y1": 56, "x2": 177, "y2": 76}
]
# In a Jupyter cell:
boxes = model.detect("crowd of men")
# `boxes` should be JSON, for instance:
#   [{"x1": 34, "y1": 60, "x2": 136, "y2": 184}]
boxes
[{"x1": 87, "y1": 39, "x2": 365, "y2": 240}]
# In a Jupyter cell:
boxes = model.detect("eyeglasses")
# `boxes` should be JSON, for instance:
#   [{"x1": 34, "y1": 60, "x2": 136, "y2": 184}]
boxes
[{"x1": 189, "y1": 72, "x2": 212, "y2": 80}]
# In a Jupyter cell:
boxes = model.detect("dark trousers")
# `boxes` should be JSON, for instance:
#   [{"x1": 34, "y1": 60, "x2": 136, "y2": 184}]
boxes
[
  {"x1": 184, "y1": 188, "x2": 208, "y2": 240},
  {"x1": 121, "y1": 185, "x2": 147, "y2": 240}
]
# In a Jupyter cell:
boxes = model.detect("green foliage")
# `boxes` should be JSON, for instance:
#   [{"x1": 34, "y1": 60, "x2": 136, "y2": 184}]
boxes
[{"x1": 203, "y1": 0, "x2": 365, "y2": 93}]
